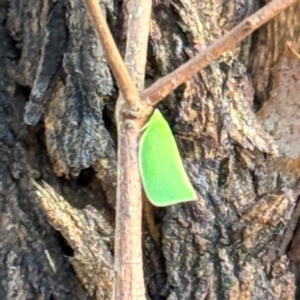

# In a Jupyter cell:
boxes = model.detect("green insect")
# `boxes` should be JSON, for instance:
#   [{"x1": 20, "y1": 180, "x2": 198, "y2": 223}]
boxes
[{"x1": 139, "y1": 109, "x2": 197, "y2": 206}]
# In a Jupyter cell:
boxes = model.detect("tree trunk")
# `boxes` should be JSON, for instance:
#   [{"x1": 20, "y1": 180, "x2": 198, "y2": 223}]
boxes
[{"x1": 1, "y1": 0, "x2": 300, "y2": 299}]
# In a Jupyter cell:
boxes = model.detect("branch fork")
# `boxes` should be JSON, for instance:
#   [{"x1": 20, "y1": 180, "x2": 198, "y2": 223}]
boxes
[{"x1": 84, "y1": 0, "x2": 297, "y2": 299}]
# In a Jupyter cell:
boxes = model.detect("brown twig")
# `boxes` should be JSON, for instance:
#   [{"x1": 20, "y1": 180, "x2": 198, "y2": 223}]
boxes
[
  {"x1": 113, "y1": 0, "x2": 152, "y2": 299},
  {"x1": 84, "y1": 0, "x2": 296, "y2": 299},
  {"x1": 85, "y1": 0, "x2": 151, "y2": 298},
  {"x1": 141, "y1": 0, "x2": 297, "y2": 106},
  {"x1": 122, "y1": 0, "x2": 152, "y2": 90},
  {"x1": 84, "y1": 0, "x2": 140, "y2": 108}
]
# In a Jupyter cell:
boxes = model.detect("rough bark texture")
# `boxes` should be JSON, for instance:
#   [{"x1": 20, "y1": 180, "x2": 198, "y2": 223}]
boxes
[{"x1": 1, "y1": 0, "x2": 300, "y2": 299}]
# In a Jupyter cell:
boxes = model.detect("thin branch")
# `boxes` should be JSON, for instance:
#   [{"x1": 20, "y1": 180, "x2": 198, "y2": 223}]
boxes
[
  {"x1": 142, "y1": 0, "x2": 297, "y2": 106},
  {"x1": 84, "y1": 1, "x2": 296, "y2": 299},
  {"x1": 84, "y1": 0, "x2": 139, "y2": 108},
  {"x1": 123, "y1": 0, "x2": 152, "y2": 90},
  {"x1": 114, "y1": 0, "x2": 152, "y2": 299}
]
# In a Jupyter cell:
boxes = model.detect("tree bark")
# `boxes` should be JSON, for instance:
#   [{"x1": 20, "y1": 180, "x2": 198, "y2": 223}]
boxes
[{"x1": 1, "y1": 0, "x2": 300, "y2": 299}]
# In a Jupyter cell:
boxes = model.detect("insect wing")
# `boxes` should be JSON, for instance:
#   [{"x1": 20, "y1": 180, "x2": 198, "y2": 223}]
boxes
[{"x1": 139, "y1": 109, "x2": 197, "y2": 206}]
